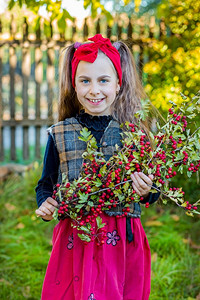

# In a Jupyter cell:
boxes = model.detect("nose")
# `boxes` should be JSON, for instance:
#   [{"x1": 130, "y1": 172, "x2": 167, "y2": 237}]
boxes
[{"x1": 89, "y1": 82, "x2": 100, "y2": 95}]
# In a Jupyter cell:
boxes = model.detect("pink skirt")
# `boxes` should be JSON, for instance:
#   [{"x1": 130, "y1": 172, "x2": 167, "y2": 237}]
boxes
[{"x1": 41, "y1": 214, "x2": 151, "y2": 300}]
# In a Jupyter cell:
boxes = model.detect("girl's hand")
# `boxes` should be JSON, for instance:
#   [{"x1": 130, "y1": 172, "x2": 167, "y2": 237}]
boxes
[
  {"x1": 35, "y1": 197, "x2": 58, "y2": 221},
  {"x1": 131, "y1": 172, "x2": 154, "y2": 198}
]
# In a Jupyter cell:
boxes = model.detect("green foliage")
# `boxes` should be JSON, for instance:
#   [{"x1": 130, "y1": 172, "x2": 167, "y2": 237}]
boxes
[
  {"x1": 7, "y1": 0, "x2": 75, "y2": 35},
  {"x1": 82, "y1": 0, "x2": 112, "y2": 22},
  {"x1": 7, "y1": 0, "x2": 114, "y2": 30},
  {"x1": 144, "y1": 0, "x2": 200, "y2": 112}
]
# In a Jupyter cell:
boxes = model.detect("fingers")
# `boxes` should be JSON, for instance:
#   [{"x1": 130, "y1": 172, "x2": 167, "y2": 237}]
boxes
[
  {"x1": 137, "y1": 172, "x2": 154, "y2": 186},
  {"x1": 148, "y1": 174, "x2": 154, "y2": 181},
  {"x1": 35, "y1": 197, "x2": 58, "y2": 218},
  {"x1": 46, "y1": 197, "x2": 58, "y2": 207},
  {"x1": 131, "y1": 183, "x2": 142, "y2": 196},
  {"x1": 35, "y1": 208, "x2": 46, "y2": 217},
  {"x1": 131, "y1": 172, "x2": 154, "y2": 197}
]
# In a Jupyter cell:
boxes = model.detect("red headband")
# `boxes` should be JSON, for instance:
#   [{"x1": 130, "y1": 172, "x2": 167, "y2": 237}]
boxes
[{"x1": 71, "y1": 34, "x2": 122, "y2": 88}]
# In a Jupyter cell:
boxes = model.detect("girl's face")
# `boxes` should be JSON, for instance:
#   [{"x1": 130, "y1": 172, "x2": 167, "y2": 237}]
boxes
[{"x1": 75, "y1": 53, "x2": 120, "y2": 116}]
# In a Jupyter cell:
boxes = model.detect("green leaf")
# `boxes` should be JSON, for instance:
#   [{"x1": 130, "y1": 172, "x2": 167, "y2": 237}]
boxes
[
  {"x1": 53, "y1": 208, "x2": 58, "y2": 220},
  {"x1": 118, "y1": 194, "x2": 125, "y2": 202},
  {"x1": 57, "y1": 13, "x2": 67, "y2": 34},
  {"x1": 83, "y1": 0, "x2": 91, "y2": 9},
  {"x1": 78, "y1": 192, "x2": 88, "y2": 203},
  {"x1": 156, "y1": 122, "x2": 160, "y2": 130},
  {"x1": 178, "y1": 165, "x2": 183, "y2": 174},
  {"x1": 89, "y1": 137, "x2": 98, "y2": 149},
  {"x1": 169, "y1": 100, "x2": 177, "y2": 106},
  {"x1": 187, "y1": 113, "x2": 196, "y2": 119},
  {"x1": 94, "y1": 178, "x2": 102, "y2": 187},
  {"x1": 123, "y1": 182, "x2": 130, "y2": 192},
  {"x1": 111, "y1": 171, "x2": 116, "y2": 181},
  {"x1": 8, "y1": 0, "x2": 15, "y2": 9},
  {"x1": 80, "y1": 226, "x2": 90, "y2": 233},
  {"x1": 63, "y1": 8, "x2": 74, "y2": 21},
  {"x1": 99, "y1": 164, "x2": 107, "y2": 176},
  {"x1": 186, "y1": 106, "x2": 194, "y2": 113},
  {"x1": 79, "y1": 127, "x2": 93, "y2": 142},
  {"x1": 96, "y1": 216, "x2": 106, "y2": 229},
  {"x1": 57, "y1": 189, "x2": 62, "y2": 202},
  {"x1": 77, "y1": 233, "x2": 91, "y2": 242},
  {"x1": 85, "y1": 205, "x2": 90, "y2": 212},
  {"x1": 149, "y1": 131, "x2": 155, "y2": 141},
  {"x1": 96, "y1": 216, "x2": 102, "y2": 227},
  {"x1": 75, "y1": 204, "x2": 84, "y2": 209},
  {"x1": 180, "y1": 93, "x2": 187, "y2": 100}
]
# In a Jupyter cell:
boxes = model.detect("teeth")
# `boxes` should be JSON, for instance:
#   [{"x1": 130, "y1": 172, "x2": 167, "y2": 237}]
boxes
[{"x1": 89, "y1": 99, "x2": 102, "y2": 103}]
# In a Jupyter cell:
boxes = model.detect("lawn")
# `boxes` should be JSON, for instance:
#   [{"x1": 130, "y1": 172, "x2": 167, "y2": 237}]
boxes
[{"x1": 0, "y1": 162, "x2": 199, "y2": 299}]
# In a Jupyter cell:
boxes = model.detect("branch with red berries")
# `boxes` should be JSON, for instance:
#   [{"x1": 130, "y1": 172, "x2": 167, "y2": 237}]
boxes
[{"x1": 53, "y1": 92, "x2": 200, "y2": 245}]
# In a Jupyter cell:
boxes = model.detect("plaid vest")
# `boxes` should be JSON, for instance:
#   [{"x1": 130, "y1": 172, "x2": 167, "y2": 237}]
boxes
[{"x1": 47, "y1": 117, "x2": 141, "y2": 218}]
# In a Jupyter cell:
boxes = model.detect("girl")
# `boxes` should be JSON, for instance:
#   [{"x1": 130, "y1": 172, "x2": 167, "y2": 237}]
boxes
[{"x1": 35, "y1": 34, "x2": 159, "y2": 300}]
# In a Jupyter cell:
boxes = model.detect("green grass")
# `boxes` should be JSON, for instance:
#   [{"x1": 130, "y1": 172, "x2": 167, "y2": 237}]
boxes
[
  {"x1": 2, "y1": 145, "x2": 46, "y2": 165},
  {"x1": 141, "y1": 207, "x2": 200, "y2": 299},
  {"x1": 0, "y1": 163, "x2": 200, "y2": 299}
]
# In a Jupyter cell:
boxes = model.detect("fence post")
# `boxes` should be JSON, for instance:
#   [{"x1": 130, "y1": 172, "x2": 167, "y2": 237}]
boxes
[
  {"x1": 9, "y1": 43, "x2": 17, "y2": 161},
  {"x1": 22, "y1": 17, "x2": 30, "y2": 160},
  {"x1": 96, "y1": 18, "x2": 100, "y2": 34},
  {"x1": 138, "y1": 18, "x2": 145, "y2": 79},
  {"x1": 116, "y1": 19, "x2": 122, "y2": 40},
  {"x1": 83, "y1": 18, "x2": 88, "y2": 40},
  {"x1": 72, "y1": 20, "x2": 76, "y2": 41},
  {"x1": 149, "y1": 16, "x2": 155, "y2": 39},
  {"x1": 127, "y1": 17, "x2": 133, "y2": 40},
  {"x1": 10, "y1": 14, "x2": 17, "y2": 40},
  {"x1": 47, "y1": 44, "x2": 55, "y2": 122},
  {"x1": 107, "y1": 24, "x2": 111, "y2": 39},
  {"x1": 35, "y1": 22, "x2": 42, "y2": 159}
]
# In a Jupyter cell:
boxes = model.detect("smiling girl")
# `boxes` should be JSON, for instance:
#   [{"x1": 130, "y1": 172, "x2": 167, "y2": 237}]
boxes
[{"x1": 35, "y1": 34, "x2": 159, "y2": 300}]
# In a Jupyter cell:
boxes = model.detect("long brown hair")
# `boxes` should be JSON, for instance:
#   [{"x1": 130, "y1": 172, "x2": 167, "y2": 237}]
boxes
[
  {"x1": 58, "y1": 39, "x2": 150, "y2": 133},
  {"x1": 58, "y1": 44, "x2": 81, "y2": 121}
]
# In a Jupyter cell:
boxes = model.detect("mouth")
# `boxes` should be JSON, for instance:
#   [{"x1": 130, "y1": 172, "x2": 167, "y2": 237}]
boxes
[{"x1": 87, "y1": 98, "x2": 105, "y2": 104}]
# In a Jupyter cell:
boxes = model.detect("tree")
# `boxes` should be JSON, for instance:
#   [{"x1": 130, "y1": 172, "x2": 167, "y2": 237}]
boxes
[
  {"x1": 6, "y1": 0, "x2": 145, "y2": 32},
  {"x1": 143, "y1": 0, "x2": 200, "y2": 111}
]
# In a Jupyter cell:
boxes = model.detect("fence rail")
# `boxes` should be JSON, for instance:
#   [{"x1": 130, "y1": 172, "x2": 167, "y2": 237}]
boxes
[{"x1": 0, "y1": 12, "x2": 169, "y2": 162}]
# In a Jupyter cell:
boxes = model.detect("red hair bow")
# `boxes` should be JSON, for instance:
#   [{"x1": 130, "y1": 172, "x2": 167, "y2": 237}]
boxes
[{"x1": 71, "y1": 34, "x2": 122, "y2": 88}]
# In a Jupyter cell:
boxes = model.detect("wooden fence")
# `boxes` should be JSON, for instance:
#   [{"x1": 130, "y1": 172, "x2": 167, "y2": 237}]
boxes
[{"x1": 0, "y1": 12, "x2": 168, "y2": 162}]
